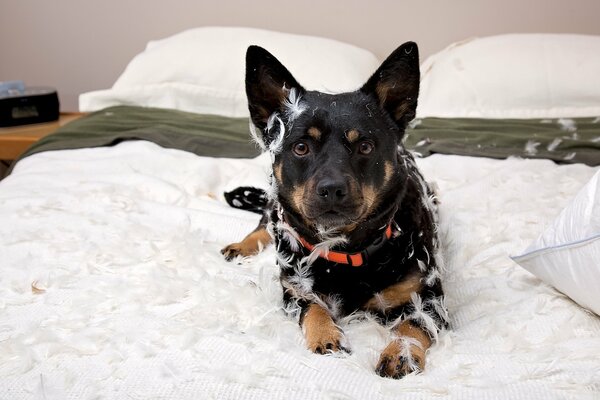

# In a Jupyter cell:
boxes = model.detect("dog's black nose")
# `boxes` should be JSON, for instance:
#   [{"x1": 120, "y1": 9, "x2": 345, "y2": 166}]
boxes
[{"x1": 316, "y1": 178, "x2": 348, "y2": 202}]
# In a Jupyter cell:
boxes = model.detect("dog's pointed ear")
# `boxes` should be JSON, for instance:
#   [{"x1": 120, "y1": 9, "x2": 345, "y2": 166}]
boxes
[
  {"x1": 246, "y1": 45, "x2": 305, "y2": 131},
  {"x1": 361, "y1": 41, "x2": 420, "y2": 130}
]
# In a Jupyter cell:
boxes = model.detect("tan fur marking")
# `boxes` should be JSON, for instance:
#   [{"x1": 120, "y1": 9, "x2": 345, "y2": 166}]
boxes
[
  {"x1": 394, "y1": 103, "x2": 412, "y2": 121},
  {"x1": 377, "y1": 320, "x2": 432, "y2": 377},
  {"x1": 221, "y1": 227, "x2": 271, "y2": 259},
  {"x1": 339, "y1": 222, "x2": 359, "y2": 235},
  {"x1": 363, "y1": 273, "x2": 423, "y2": 312},
  {"x1": 358, "y1": 164, "x2": 394, "y2": 220},
  {"x1": 375, "y1": 81, "x2": 417, "y2": 121},
  {"x1": 345, "y1": 129, "x2": 360, "y2": 143},
  {"x1": 307, "y1": 127, "x2": 321, "y2": 141},
  {"x1": 376, "y1": 84, "x2": 390, "y2": 106},
  {"x1": 291, "y1": 184, "x2": 306, "y2": 215},
  {"x1": 274, "y1": 162, "x2": 283, "y2": 184},
  {"x1": 362, "y1": 185, "x2": 378, "y2": 215},
  {"x1": 383, "y1": 161, "x2": 394, "y2": 186},
  {"x1": 303, "y1": 303, "x2": 345, "y2": 353},
  {"x1": 289, "y1": 181, "x2": 317, "y2": 228}
]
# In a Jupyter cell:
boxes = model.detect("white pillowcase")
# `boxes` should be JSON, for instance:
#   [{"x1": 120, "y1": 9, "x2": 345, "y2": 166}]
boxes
[
  {"x1": 512, "y1": 169, "x2": 600, "y2": 316},
  {"x1": 417, "y1": 34, "x2": 600, "y2": 119},
  {"x1": 79, "y1": 27, "x2": 380, "y2": 116}
]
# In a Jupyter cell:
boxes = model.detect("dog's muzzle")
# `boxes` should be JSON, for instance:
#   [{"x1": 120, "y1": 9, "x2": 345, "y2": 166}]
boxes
[{"x1": 304, "y1": 175, "x2": 363, "y2": 227}]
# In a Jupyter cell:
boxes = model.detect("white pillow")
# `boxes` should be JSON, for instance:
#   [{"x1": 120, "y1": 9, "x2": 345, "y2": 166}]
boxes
[
  {"x1": 417, "y1": 34, "x2": 600, "y2": 119},
  {"x1": 79, "y1": 27, "x2": 380, "y2": 116},
  {"x1": 512, "y1": 169, "x2": 600, "y2": 315}
]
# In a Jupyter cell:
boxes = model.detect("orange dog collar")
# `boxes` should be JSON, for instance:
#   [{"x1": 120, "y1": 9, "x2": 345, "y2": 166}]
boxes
[{"x1": 297, "y1": 224, "x2": 393, "y2": 267}]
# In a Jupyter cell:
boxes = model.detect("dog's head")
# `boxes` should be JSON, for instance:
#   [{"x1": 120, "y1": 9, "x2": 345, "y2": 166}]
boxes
[{"x1": 246, "y1": 43, "x2": 419, "y2": 233}]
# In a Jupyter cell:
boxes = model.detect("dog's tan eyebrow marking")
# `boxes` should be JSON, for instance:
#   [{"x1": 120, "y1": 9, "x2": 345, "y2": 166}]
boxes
[
  {"x1": 307, "y1": 127, "x2": 321, "y2": 141},
  {"x1": 345, "y1": 129, "x2": 360, "y2": 143}
]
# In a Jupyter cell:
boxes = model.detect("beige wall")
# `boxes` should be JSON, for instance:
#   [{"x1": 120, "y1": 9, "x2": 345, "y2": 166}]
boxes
[{"x1": 1, "y1": 0, "x2": 599, "y2": 111}]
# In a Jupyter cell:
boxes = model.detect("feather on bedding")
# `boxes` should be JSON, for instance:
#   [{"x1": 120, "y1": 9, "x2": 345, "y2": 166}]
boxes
[{"x1": 1, "y1": 141, "x2": 599, "y2": 399}]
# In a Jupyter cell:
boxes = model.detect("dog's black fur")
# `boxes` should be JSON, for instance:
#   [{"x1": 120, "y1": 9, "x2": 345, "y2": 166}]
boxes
[{"x1": 222, "y1": 42, "x2": 448, "y2": 379}]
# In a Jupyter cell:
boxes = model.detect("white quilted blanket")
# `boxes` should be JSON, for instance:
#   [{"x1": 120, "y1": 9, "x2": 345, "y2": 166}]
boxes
[{"x1": 1, "y1": 141, "x2": 599, "y2": 399}]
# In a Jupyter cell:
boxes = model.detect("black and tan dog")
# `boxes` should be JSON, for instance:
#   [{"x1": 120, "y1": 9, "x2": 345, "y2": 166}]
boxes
[{"x1": 222, "y1": 42, "x2": 448, "y2": 379}]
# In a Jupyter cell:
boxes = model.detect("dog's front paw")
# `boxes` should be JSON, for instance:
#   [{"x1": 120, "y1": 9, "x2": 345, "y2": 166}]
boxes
[
  {"x1": 302, "y1": 303, "x2": 350, "y2": 355},
  {"x1": 376, "y1": 339, "x2": 425, "y2": 379},
  {"x1": 221, "y1": 228, "x2": 271, "y2": 261},
  {"x1": 221, "y1": 243, "x2": 251, "y2": 261},
  {"x1": 307, "y1": 326, "x2": 350, "y2": 355}
]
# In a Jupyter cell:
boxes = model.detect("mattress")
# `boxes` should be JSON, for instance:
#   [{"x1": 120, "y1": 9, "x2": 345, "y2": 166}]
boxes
[{"x1": 1, "y1": 136, "x2": 599, "y2": 399}]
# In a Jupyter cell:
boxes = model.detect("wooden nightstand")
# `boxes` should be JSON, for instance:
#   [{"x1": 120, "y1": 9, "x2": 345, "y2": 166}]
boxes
[{"x1": 0, "y1": 112, "x2": 85, "y2": 161}]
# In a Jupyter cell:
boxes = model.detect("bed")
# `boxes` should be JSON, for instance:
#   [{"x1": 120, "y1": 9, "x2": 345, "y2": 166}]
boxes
[{"x1": 1, "y1": 28, "x2": 599, "y2": 399}]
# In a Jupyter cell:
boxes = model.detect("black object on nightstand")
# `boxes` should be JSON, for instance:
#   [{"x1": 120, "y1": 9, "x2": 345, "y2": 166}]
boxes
[{"x1": 0, "y1": 80, "x2": 60, "y2": 127}]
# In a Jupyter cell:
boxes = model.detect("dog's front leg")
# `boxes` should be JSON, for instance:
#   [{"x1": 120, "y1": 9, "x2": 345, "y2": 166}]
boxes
[
  {"x1": 299, "y1": 303, "x2": 349, "y2": 354},
  {"x1": 221, "y1": 213, "x2": 271, "y2": 260},
  {"x1": 376, "y1": 320, "x2": 431, "y2": 379}
]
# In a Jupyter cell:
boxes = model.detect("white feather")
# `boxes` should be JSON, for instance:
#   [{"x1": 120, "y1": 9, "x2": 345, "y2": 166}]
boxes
[
  {"x1": 284, "y1": 88, "x2": 307, "y2": 123},
  {"x1": 370, "y1": 292, "x2": 390, "y2": 311},
  {"x1": 405, "y1": 293, "x2": 441, "y2": 341},
  {"x1": 557, "y1": 118, "x2": 577, "y2": 132},
  {"x1": 547, "y1": 138, "x2": 562, "y2": 152},
  {"x1": 267, "y1": 114, "x2": 286, "y2": 155},
  {"x1": 524, "y1": 140, "x2": 541, "y2": 155},
  {"x1": 276, "y1": 221, "x2": 301, "y2": 253},
  {"x1": 248, "y1": 121, "x2": 266, "y2": 151},
  {"x1": 417, "y1": 259, "x2": 427, "y2": 272},
  {"x1": 301, "y1": 234, "x2": 348, "y2": 266},
  {"x1": 425, "y1": 268, "x2": 441, "y2": 286},
  {"x1": 287, "y1": 260, "x2": 314, "y2": 297},
  {"x1": 430, "y1": 296, "x2": 450, "y2": 325}
]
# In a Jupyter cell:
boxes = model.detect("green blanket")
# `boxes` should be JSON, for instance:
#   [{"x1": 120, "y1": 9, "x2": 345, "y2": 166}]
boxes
[
  {"x1": 9, "y1": 106, "x2": 260, "y2": 174},
  {"x1": 9, "y1": 107, "x2": 600, "y2": 175},
  {"x1": 404, "y1": 117, "x2": 600, "y2": 166}
]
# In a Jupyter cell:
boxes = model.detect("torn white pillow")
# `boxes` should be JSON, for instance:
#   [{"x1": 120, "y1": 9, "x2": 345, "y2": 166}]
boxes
[{"x1": 512, "y1": 169, "x2": 600, "y2": 315}]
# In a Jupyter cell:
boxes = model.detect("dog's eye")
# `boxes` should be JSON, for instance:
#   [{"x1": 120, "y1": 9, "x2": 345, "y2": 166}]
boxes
[
  {"x1": 358, "y1": 141, "x2": 374, "y2": 155},
  {"x1": 293, "y1": 142, "x2": 309, "y2": 156}
]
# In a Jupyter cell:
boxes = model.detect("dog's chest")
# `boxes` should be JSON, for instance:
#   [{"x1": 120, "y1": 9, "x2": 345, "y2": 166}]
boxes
[
  {"x1": 276, "y1": 223, "x2": 427, "y2": 314},
  {"x1": 311, "y1": 254, "x2": 417, "y2": 312}
]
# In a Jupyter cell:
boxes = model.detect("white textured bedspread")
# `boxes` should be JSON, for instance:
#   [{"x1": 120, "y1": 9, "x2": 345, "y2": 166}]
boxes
[{"x1": 1, "y1": 141, "x2": 599, "y2": 399}]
